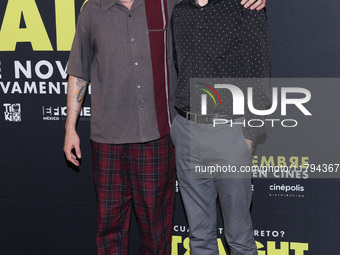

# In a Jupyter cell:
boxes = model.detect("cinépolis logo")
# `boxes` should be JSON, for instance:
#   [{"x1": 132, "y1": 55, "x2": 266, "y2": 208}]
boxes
[{"x1": 194, "y1": 79, "x2": 312, "y2": 128}]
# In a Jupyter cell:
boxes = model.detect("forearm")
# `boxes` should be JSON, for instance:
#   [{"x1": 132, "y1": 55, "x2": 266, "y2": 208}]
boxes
[{"x1": 65, "y1": 75, "x2": 88, "y2": 130}]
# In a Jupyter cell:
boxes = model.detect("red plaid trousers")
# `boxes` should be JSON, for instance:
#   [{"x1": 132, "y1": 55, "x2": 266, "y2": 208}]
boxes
[{"x1": 92, "y1": 135, "x2": 175, "y2": 255}]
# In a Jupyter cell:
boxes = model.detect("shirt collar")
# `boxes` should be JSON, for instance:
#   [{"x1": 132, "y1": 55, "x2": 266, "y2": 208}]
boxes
[
  {"x1": 102, "y1": 0, "x2": 118, "y2": 12},
  {"x1": 102, "y1": 0, "x2": 142, "y2": 12}
]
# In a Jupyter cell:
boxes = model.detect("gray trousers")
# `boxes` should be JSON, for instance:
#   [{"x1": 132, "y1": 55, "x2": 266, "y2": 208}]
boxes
[{"x1": 170, "y1": 115, "x2": 258, "y2": 255}]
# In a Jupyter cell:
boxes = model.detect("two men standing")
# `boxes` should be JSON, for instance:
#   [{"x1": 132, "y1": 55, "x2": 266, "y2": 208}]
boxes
[{"x1": 64, "y1": 0, "x2": 268, "y2": 254}]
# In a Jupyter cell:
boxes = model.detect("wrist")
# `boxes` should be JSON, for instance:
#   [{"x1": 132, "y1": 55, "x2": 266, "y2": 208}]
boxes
[{"x1": 65, "y1": 122, "x2": 76, "y2": 131}]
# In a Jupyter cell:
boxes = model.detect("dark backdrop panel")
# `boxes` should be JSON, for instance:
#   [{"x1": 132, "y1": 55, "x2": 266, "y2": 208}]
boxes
[
  {"x1": 1, "y1": 0, "x2": 340, "y2": 254},
  {"x1": 267, "y1": 0, "x2": 340, "y2": 77}
]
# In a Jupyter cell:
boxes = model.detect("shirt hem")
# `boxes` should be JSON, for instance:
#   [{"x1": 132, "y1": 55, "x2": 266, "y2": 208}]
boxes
[{"x1": 89, "y1": 133, "x2": 170, "y2": 145}]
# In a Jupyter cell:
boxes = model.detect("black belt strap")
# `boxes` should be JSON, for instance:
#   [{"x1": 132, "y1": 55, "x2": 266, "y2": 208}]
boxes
[{"x1": 175, "y1": 107, "x2": 243, "y2": 124}]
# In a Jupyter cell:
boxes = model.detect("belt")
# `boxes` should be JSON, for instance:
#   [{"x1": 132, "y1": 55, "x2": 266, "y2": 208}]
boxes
[{"x1": 175, "y1": 107, "x2": 243, "y2": 124}]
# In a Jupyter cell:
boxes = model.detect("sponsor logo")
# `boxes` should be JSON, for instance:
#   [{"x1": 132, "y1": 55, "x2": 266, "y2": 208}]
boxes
[
  {"x1": 42, "y1": 105, "x2": 91, "y2": 121},
  {"x1": 268, "y1": 184, "x2": 305, "y2": 198},
  {"x1": 3, "y1": 103, "x2": 21, "y2": 122}
]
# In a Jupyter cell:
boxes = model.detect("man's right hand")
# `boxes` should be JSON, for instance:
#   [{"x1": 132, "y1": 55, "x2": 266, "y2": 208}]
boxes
[
  {"x1": 64, "y1": 128, "x2": 81, "y2": 166},
  {"x1": 63, "y1": 75, "x2": 88, "y2": 167}
]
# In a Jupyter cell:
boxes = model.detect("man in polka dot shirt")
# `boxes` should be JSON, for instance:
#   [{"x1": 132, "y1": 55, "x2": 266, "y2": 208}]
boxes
[{"x1": 170, "y1": 0, "x2": 270, "y2": 254}]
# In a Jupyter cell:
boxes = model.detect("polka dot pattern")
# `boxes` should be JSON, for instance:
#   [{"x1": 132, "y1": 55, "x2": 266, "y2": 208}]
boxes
[{"x1": 171, "y1": 0, "x2": 271, "y2": 141}]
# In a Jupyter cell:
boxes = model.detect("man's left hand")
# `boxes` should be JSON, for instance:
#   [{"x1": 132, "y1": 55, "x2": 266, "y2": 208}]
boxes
[{"x1": 241, "y1": 0, "x2": 266, "y2": 11}]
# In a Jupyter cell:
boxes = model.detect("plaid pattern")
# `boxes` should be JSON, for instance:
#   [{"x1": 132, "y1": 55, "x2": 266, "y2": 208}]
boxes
[{"x1": 92, "y1": 135, "x2": 175, "y2": 255}]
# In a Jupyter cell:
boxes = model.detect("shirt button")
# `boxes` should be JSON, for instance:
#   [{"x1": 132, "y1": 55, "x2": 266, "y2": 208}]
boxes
[
  {"x1": 131, "y1": 38, "x2": 135, "y2": 42},
  {"x1": 137, "y1": 85, "x2": 141, "y2": 89},
  {"x1": 135, "y1": 62, "x2": 138, "y2": 66}
]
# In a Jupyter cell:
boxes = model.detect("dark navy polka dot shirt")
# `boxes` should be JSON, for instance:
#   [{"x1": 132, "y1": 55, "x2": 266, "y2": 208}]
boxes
[{"x1": 172, "y1": 0, "x2": 271, "y2": 141}]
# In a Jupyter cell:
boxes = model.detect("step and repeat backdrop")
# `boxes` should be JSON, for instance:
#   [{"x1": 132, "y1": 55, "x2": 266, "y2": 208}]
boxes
[{"x1": 1, "y1": 0, "x2": 340, "y2": 255}]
